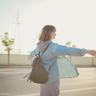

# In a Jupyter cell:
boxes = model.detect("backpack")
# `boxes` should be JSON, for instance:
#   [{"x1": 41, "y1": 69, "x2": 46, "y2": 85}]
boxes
[{"x1": 24, "y1": 43, "x2": 51, "y2": 84}]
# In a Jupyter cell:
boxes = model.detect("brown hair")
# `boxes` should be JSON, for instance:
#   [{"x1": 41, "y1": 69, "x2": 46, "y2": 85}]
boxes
[{"x1": 39, "y1": 25, "x2": 56, "y2": 42}]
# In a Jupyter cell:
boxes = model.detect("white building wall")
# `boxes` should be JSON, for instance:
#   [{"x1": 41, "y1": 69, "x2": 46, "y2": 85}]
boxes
[{"x1": 0, "y1": 54, "x2": 96, "y2": 66}]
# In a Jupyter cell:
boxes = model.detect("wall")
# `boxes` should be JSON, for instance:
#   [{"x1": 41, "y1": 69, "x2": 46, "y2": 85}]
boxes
[{"x1": 0, "y1": 54, "x2": 96, "y2": 66}]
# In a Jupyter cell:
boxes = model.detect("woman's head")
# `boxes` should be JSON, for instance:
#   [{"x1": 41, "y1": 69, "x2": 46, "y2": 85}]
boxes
[{"x1": 39, "y1": 25, "x2": 56, "y2": 42}]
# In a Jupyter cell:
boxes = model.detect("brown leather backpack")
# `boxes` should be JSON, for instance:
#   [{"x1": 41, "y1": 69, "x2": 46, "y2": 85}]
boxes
[{"x1": 24, "y1": 43, "x2": 51, "y2": 84}]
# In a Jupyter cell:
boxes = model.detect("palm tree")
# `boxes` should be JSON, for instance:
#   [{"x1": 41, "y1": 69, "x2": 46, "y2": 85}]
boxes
[{"x1": 2, "y1": 32, "x2": 14, "y2": 66}]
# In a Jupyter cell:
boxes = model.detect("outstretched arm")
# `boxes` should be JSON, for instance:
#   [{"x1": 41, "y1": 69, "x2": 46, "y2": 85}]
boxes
[
  {"x1": 85, "y1": 50, "x2": 96, "y2": 56},
  {"x1": 53, "y1": 44, "x2": 96, "y2": 56}
]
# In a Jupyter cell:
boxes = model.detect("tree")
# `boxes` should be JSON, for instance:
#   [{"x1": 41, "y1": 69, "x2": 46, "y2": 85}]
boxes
[
  {"x1": 2, "y1": 32, "x2": 14, "y2": 66},
  {"x1": 65, "y1": 41, "x2": 71, "y2": 47}
]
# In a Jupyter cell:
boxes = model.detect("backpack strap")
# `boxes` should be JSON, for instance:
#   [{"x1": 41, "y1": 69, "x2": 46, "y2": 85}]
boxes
[{"x1": 39, "y1": 42, "x2": 51, "y2": 57}]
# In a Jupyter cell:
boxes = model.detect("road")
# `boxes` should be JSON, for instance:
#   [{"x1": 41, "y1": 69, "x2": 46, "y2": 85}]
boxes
[{"x1": 0, "y1": 67, "x2": 96, "y2": 96}]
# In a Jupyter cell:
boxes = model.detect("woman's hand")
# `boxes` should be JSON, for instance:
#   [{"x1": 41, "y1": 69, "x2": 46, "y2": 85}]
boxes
[{"x1": 86, "y1": 50, "x2": 96, "y2": 56}]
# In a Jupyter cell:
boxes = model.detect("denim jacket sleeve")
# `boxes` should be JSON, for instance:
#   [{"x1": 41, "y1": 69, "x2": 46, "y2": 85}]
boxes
[{"x1": 53, "y1": 43, "x2": 87, "y2": 56}]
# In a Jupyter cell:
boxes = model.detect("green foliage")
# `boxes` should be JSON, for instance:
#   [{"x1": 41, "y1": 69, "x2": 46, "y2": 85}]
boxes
[
  {"x1": 65, "y1": 41, "x2": 76, "y2": 48},
  {"x1": 1, "y1": 32, "x2": 14, "y2": 51},
  {"x1": 2, "y1": 38, "x2": 14, "y2": 46},
  {"x1": 65, "y1": 41, "x2": 71, "y2": 46}
]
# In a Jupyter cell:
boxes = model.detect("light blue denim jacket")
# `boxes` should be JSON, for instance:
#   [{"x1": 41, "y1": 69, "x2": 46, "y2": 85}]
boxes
[{"x1": 30, "y1": 40, "x2": 87, "y2": 84}]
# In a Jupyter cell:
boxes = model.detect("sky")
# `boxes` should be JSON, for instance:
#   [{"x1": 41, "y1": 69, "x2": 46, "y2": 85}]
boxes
[{"x1": 0, "y1": 0, "x2": 96, "y2": 54}]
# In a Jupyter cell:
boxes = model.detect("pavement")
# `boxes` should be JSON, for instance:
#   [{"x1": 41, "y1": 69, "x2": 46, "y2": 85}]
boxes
[{"x1": 0, "y1": 67, "x2": 96, "y2": 96}]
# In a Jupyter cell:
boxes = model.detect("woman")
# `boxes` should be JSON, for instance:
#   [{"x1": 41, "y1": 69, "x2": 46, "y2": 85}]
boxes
[{"x1": 30, "y1": 25, "x2": 96, "y2": 96}]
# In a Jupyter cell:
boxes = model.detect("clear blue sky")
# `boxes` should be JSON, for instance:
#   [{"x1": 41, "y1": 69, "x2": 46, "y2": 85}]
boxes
[{"x1": 0, "y1": 0, "x2": 96, "y2": 54}]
